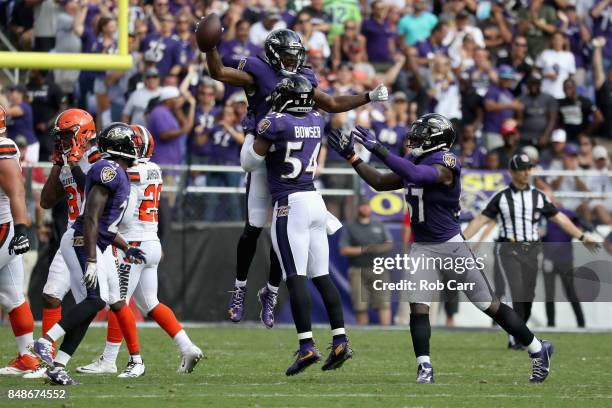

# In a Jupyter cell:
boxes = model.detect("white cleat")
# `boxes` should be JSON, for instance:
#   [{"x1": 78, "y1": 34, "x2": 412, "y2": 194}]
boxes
[
  {"x1": 177, "y1": 345, "x2": 203, "y2": 374},
  {"x1": 117, "y1": 358, "x2": 145, "y2": 378},
  {"x1": 76, "y1": 356, "x2": 118, "y2": 374},
  {"x1": 22, "y1": 367, "x2": 48, "y2": 379}
]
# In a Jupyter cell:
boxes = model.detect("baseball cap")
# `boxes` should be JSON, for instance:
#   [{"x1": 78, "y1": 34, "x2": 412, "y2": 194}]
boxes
[
  {"x1": 592, "y1": 145, "x2": 608, "y2": 161},
  {"x1": 526, "y1": 73, "x2": 542, "y2": 84},
  {"x1": 8, "y1": 84, "x2": 27, "y2": 93},
  {"x1": 500, "y1": 120, "x2": 518, "y2": 136},
  {"x1": 144, "y1": 67, "x2": 159, "y2": 77},
  {"x1": 509, "y1": 153, "x2": 533, "y2": 171},
  {"x1": 497, "y1": 65, "x2": 516, "y2": 80},
  {"x1": 551, "y1": 129, "x2": 567, "y2": 143},
  {"x1": 457, "y1": 10, "x2": 470, "y2": 19},
  {"x1": 521, "y1": 145, "x2": 539, "y2": 163},
  {"x1": 564, "y1": 143, "x2": 579, "y2": 156},
  {"x1": 266, "y1": 8, "x2": 281, "y2": 20},
  {"x1": 229, "y1": 91, "x2": 248, "y2": 104},
  {"x1": 158, "y1": 86, "x2": 180, "y2": 102},
  {"x1": 392, "y1": 91, "x2": 408, "y2": 102}
]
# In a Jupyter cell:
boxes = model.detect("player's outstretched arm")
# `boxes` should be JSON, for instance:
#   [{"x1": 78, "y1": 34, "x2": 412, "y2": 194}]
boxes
[
  {"x1": 313, "y1": 84, "x2": 388, "y2": 113},
  {"x1": 327, "y1": 129, "x2": 402, "y2": 191},
  {"x1": 205, "y1": 47, "x2": 255, "y2": 87},
  {"x1": 549, "y1": 211, "x2": 601, "y2": 252}
]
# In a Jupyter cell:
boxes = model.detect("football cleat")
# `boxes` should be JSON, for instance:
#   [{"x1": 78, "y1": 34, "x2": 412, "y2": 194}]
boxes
[
  {"x1": 22, "y1": 366, "x2": 48, "y2": 379},
  {"x1": 321, "y1": 337, "x2": 353, "y2": 371},
  {"x1": 529, "y1": 340, "x2": 554, "y2": 383},
  {"x1": 286, "y1": 342, "x2": 321, "y2": 376},
  {"x1": 30, "y1": 340, "x2": 54, "y2": 369},
  {"x1": 416, "y1": 363, "x2": 435, "y2": 384},
  {"x1": 46, "y1": 367, "x2": 77, "y2": 385},
  {"x1": 258, "y1": 286, "x2": 278, "y2": 329},
  {"x1": 177, "y1": 345, "x2": 204, "y2": 374},
  {"x1": 228, "y1": 286, "x2": 247, "y2": 322},
  {"x1": 0, "y1": 354, "x2": 39, "y2": 375},
  {"x1": 76, "y1": 355, "x2": 118, "y2": 374},
  {"x1": 117, "y1": 358, "x2": 145, "y2": 378}
]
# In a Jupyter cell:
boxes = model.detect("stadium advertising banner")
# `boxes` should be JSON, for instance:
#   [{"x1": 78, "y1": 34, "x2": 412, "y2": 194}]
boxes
[{"x1": 361, "y1": 170, "x2": 511, "y2": 222}]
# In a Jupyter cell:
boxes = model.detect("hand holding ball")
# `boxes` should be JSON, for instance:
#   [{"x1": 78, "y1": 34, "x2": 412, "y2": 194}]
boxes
[{"x1": 195, "y1": 13, "x2": 223, "y2": 53}]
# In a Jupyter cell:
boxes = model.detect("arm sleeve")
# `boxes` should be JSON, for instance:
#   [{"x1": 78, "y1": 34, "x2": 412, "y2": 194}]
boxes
[
  {"x1": 338, "y1": 226, "x2": 351, "y2": 247},
  {"x1": 382, "y1": 153, "x2": 440, "y2": 184}
]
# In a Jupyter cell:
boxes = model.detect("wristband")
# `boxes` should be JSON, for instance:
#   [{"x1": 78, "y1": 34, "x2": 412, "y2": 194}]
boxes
[
  {"x1": 86, "y1": 258, "x2": 97, "y2": 263},
  {"x1": 365, "y1": 92, "x2": 371, "y2": 102},
  {"x1": 13, "y1": 223, "x2": 27, "y2": 236},
  {"x1": 348, "y1": 153, "x2": 360, "y2": 164}
]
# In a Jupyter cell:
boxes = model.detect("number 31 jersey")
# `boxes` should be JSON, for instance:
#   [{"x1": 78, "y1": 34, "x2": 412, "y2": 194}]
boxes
[
  {"x1": 256, "y1": 111, "x2": 324, "y2": 203},
  {"x1": 60, "y1": 147, "x2": 98, "y2": 226},
  {"x1": 119, "y1": 161, "x2": 162, "y2": 242}
]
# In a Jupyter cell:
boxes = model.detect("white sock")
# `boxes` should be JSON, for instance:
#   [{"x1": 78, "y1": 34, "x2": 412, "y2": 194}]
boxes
[
  {"x1": 102, "y1": 341, "x2": 121, "y2": 364},
  {"x1": 527, "y1": 337, "x2": 542, "y2": 354},
  {"x1": 46, "y1": 324, "x2": 66, "y2": 342},
  {"x1": 235, "y1": 279, "x2": 247, "y2": 288},
  {"x1": 416, "y1": 355, "x2": 431, "y2": 365},
  {"x1": 16, "y1": 333, "x2": 34, "y2": 356},
  {"x1": 267, "y1": 283, "x2": 279, "y2": 294},
  {"x1": 173, "y1": 330, "x2": 193, "y2": 354},
  {"x1": 297, "y1": 331, "x2": 313, "y2": 341},
  {"x1": 130, "y1": 354, "x2": 142, "y2": 364},
  {"x1": 54, "y1": 350, "x2": 71, "y2": 367},
  {"x1": 331, "y1": 328, "x2": 346, "y2": 337}
]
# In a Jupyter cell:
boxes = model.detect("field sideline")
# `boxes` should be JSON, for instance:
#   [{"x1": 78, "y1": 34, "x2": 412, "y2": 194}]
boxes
[{"x1": 1, "y1": 325, "x2": 611, "y2": 407}]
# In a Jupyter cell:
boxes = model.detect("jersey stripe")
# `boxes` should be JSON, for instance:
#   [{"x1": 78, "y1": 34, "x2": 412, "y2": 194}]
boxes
[{"x1": 0, "y1": 222, "x2": 9, "y2": 247}]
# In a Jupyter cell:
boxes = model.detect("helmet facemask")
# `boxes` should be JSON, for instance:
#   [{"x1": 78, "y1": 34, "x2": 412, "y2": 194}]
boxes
[{"x1": 277, "y1": 46, "x2": 305, "y2": 75}]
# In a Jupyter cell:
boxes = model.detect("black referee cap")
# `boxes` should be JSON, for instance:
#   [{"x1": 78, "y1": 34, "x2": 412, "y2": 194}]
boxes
[{"x1": 509, "y1": 153, "x2": 533, "y2": 171}]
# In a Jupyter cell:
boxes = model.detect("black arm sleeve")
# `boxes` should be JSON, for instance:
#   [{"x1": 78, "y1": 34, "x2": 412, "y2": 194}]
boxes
[{"x1": 482, "y1": 190, "x2": 503, "y2": 219}]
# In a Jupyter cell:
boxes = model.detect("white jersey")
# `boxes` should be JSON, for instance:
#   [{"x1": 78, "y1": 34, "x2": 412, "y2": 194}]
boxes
[
  {"x1": 0, "y1": 138, "x2": 20, "y2": 224},
  {"x1": 119, "y1": 161, "x2": 162, "y2": 242},
  {"x1": 60, "y1": 147, "x2": 96, "y2": 227}
]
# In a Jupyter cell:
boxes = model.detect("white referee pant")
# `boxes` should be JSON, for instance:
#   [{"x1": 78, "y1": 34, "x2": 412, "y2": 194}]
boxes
[{"x1": 0, "y1": 222, "x2": 26, "y2": 311}]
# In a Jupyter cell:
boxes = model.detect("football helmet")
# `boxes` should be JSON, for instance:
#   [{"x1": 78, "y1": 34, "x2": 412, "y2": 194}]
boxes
[
  {"x1": 130, "y1": 124, "x2": 154, "y2": 160},
  {"x1": 264, "y1": 29, "x2": 306, "y2": 75},
  {"x1": 405, "y1": 113, "x2": 456, "y2": 157},
  {"x1": 0, "y1": 105, "x2": 6, "y2": 135},
  {"x1": 271, "y1": 75, "x2": 314, "y2": 114},
  {"x1": 97, "y1": 122, "x2": 139, "y2": 162},
  {"x1": 54, "y1": 109, "x2": 96, "y2": 155}
]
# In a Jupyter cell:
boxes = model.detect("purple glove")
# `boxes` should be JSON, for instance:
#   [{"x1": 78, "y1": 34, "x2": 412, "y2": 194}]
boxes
[{"x1": 352, "y1": 126, "x2": 389, "y2": 159}]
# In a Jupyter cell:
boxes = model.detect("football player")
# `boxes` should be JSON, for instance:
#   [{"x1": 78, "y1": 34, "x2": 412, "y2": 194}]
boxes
[
  {"x1": 77, "y1": 125, "x2": 203, "y2": 375},
  {"x1": 0, "y1": 105, "x2": 37, "y2": 375},
  {"x1": 32, "y1": 123, "x2": 147, "y2": 385},
  {"x1": 328, "y1": 114, "x2": 554, "y2": 384},
  {"x1": 242, "y1": 76, "x2": 352, "y2": 375},
  {"x1": 205, "y1": 28, "x2": 388, "y2": 327}
]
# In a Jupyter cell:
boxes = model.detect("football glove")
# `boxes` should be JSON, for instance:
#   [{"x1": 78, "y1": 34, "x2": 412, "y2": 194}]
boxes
[
  {"x1": 352, "y1": 125, "x2": 390, "y2": 160},
  {"x1": 368, "y1": 83, "x2": 389, "y2": 102},
  {"x1": 82, "y1": 261, "x2": 98, "y2": 289},
  {"x1": 125, "y1": 247, "x2": 147, "y2": 264},
  {"x1": 327, "y1": 129, "x2": 355, "y2": 160},
  {"x1": 8, "y1": 224, "x2": 30, "y2": 255},
  {"x1": 52, "y1": 138, "x2": 65, "y2": 166}
]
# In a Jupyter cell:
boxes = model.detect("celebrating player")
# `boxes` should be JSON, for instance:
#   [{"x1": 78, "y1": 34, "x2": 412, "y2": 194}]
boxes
[
  {"x1": 204, "y1": 27, "x2": 388, "y2": 326},
  {"x1": 328, "y1": 113, "x2": 554, "y2": 384},
  {"x1": 241, "y1": 76, "x2": 352, "y2": 375},
  {"x1": 0, "y1": 105, "x2": 37, "y2": 375},
  {"x1": 32, "y1": 123, "x2": 147, "y2": 385},
  {"x1": 77, "y1": 125, "x2": 203, "y2": 375}
]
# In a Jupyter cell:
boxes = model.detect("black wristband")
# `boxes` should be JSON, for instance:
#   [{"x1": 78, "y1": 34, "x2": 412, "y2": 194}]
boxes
[
  {"x1": 351, "y1": 158, "x2": 363, "y2": 168},
  {"x1": 372, "y1": 143, "x2": 390, "y2": 160},
  {"x1": 365, "y1": 92, "x2": 371, "y2": 102},
  {"x1": 579, "y1": 233, "x2": 585, "y2": 241},
  {"x1": 13, "y1": 223, "x2": 27, "y2": 236}
]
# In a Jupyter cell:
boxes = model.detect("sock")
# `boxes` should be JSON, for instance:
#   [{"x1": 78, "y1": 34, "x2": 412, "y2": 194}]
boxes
[
  {"x1": 173, "y1": 330, "x2": 194, "y2": 354},
  {"x1": 527, "y1": 337, "x2": 542, "y2": 355},
  {"x1": 58, "y1": 311, "x2": 97, "y2": 356},
  {"x1": 9, "y1": 302, "x2": 35, "y2": 356},
  {"x1": 312, "y1": 275, "x2": 345, "y2": 331},
  {"x1": 102, "y1": 341, "x2": 121, "y2": 364},
  {"x1": 286, "y1": 276, "x2": 312, "y2": 336},
  {"x1": 331, "y1": 328, "x2": 347, "y2": 346},
  {"x1": 42, "y1": 306, "x2": 62, "y2": 345},
  {"x1": 150, "y1": 303, "x2": 182, "y2": 338},
  {"x1": 410, "y1": 313, "x2": 431, "y2": 361},
  {"x1": 46, "y1": 324, "x2": 66, "y2": 342},
  {"x1": 107, "y1": 309, "x2": 124, "y2": 343},
  {"x1": 54, "y1": 350, "x2": 71, "y2": 367},
  {"x1": 487, "y1": 303, "x2": 535, "y2": 347},
  {"x1": 130, "y1": 354, "x2": 142, "y2": 364},
  {"x1": 236, "y1": 224, "x2": 262, "y2": 281},
  {"x1": 267, "y1": 282, "x2": 279, "y2": 294},
  {"x1": 297, "y1": 331, "x2": 313, "y2": 346},
  {"x1": 112, "y1": 305, "x2": 139, "y2": 355},
  {"x1": 416, "y1": 355, "x2": 431, "y2": 365},
  {"x1": 235, "y1": 279, "x2": 247, "y2": 288},
  {"x1": 268, "y1": 247, "x2": 282, "y2": 288}
]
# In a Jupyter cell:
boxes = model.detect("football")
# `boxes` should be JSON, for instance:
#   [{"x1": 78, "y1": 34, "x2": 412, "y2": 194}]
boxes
[{"x1": 195, "y1": 13, "x2": 223, "y2": 53}]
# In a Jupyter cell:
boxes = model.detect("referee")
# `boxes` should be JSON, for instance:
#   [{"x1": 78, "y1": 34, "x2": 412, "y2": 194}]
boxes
[{"x1": 464, "y1": 153, "x2": 598, "y2": 346}]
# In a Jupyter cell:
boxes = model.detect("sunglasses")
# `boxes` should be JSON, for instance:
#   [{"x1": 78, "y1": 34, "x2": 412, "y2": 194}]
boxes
[{"x1": 298, "y1": 19, "x2": 311, "y2": 23}]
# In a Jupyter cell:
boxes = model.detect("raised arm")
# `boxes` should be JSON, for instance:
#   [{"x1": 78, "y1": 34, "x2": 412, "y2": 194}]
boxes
[
  {"x1": 313, "y1": 84, "x2": 388, "y2": 114},
  {"x1": 205, "y1": 47, "x2": 255, "y2": 87}
]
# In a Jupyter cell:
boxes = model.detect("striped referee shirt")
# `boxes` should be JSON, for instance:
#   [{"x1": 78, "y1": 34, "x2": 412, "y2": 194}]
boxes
[{"x1": 482, "y1": 183, "x2": 559, "y2": 242}]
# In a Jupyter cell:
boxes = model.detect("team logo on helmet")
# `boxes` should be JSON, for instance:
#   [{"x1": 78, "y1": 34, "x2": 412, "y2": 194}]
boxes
[
  {"x1": 101, "y1": 166, "x2": 117, "y2": 183},
  {"x1": 443, "y1": 153, "x2": 456, "y2": 168},
  {"x1": 258, "y1": 119, "x2": 271, "y2": 135}
]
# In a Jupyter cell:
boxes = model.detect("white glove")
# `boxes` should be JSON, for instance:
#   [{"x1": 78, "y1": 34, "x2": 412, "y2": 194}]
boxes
[
  {"x1": 368, "y1": 83, "x2": 388, "y2": 102},
  {"x1": 82, "y1": 261, "x2": 98, "y2": 289}
]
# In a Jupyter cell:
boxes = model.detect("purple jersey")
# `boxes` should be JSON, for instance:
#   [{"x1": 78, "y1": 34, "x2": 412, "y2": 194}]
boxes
[
  {"x1": 257, "y1": 111, "x2": 324, "y2": 203},
  {"x1": 229, "y1": 55, "x2": 318, "y2": 133},
  {"x1": 207, "y1": 124, "x2": 242, "y2": 165},
  {"x1": 404, "y1": 151, "x2": 462, "y2": 243},
  {"x1": 140, "y1": 34, "x2": 183, "y2": 76},
  {"x1": 72, "y1": 159, "x2": 130, "y2": 251}
]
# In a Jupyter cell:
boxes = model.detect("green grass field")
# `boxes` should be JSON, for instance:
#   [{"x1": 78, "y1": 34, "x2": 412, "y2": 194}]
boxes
[{"x1": 1, "y1": 325, "x2": 611, "y2": 407}]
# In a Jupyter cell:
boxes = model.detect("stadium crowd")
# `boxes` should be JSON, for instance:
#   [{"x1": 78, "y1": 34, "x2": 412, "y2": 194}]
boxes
[{"x1": 0, "y1": 0, "x2": 610, "y2": 226}]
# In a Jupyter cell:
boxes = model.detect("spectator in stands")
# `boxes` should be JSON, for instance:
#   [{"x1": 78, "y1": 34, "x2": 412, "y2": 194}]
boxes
[
  {"x1": 458, "y1": 77, "x2": 483, "y2": 128},
  {"x1": 414, "y1": 22, "x2": 449, "y2": 67},
  {"x1": 370, "y1": 104, "x2": 406, "y2": 163},
  {"x1": 26, "y1": 70, "x2": 63, "y2": 162},
  {"x1": 361, "y1": 1, "x2": 396, "y2": 68},
  {"x1": 444, "y1": 10, "x2": 485, "y2": 57},
  {"x1": 518, "y1": 73, "x2": 558, "y2": 147},
  {"x1": 558, "y1": 78, "x2": 604, "y2": 143},
  {"x1": 540, "y1": 128, "x2": 568, "y2": 168},
  {"x1": 450, "y1": 33, "x2": 477, "y2": 75},
  {"x1": 302, "y1": 0, "x2": 332, "y2": 35},
  {"x1": 0, "y1": 85, "x2": 37, "y2": 162},
  {"x1": 549, "y1": 143, "x2": 590, "y2": 218},
  {"x1": 332, "y1": 20, "x2": 366, "y2": 71},
  {"x1": 428, "y1": 55, "x2": 461, "y2": 121},
  {"x1": 294, "y1": 11, "x2": 330, "y2": 62},
  {"x1": 340, "y1": 199, "x2": 393, "y2": 326},
  {"x1": 464, "y1": 48, "x2": 497, "y2": 97},
  {"x1": 536, "y1": 31, "x2": 576, "y2": 99},
  {"x1": 146, "y1": 0, "x2": 170, "y2": 34},
  {"x1": 193, "y1": 80, "x2": 222, "y2": 144},
  {"x1": 484, "y1": 150, "x2": 500, "y2": 170},
  {"x1": 325, "y1": 0, "x2": 361, "y2": 42},
  {"x1": 249, "y1": 8, "x2": 286, "y2": 47},
  {"x1": 54, "y1": 0, "x2": 86, "y2": 99},
  {"x1": 175, "y1": 11, "x2": 197, "y2": 67},
  {"x1": 454, "y1": 123, "x2": 486, "y2": 169},
  {"x1": 593, "y1": 37, "x2": 612, "y2": 141},
  {"x1": 30, "y1": 0, "x2": 59, "y2": 52},
  {"x1": 275, "y1": 0, "x2": 296, "y2": 28},
  {"x1": 482, "y1": 65, "x2": 522, "y2": 150},
  {"x1": 122, "y1": 68, "x2": 162, "y2": 126},
  {"x1": 93, "y1": 16, "x2": 119, "y2": 128},
  {"x1": 398, "y1": 0, "x2": 437, "y2": 47},
  {"x1": 591, "y1": 0, "x2": 612, "y2": 73},
  {"x1": 483, "y1": 1, "x2": 513, "y2": 60},
  {"x1": 577, "y1": 134, "x2": 595, "y2": 169},
  {"x1": 141, "y1": 14, "x2": 183, "y2": 77},
  {"x1": 559, "y1": 3, "x2": 592, "y2": 86},
  {"x1": 588, "y1": 145, "x2": 612, "y2": 225},
  {"x1": 517, "y1": 0, "x2": 557, "y2": 59},
  {"x1": 491, "y1": 119, "x2": 521, "y2": 170},
  {"x1": 219, "y1": 19, "x2": 262, "y2": 63},
  {"x1": 8, "y1": 0, "x2": 34, "y2": 51},
  {"x1": 497, "y1": 35, "x2": 534, "y2": 97}
]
